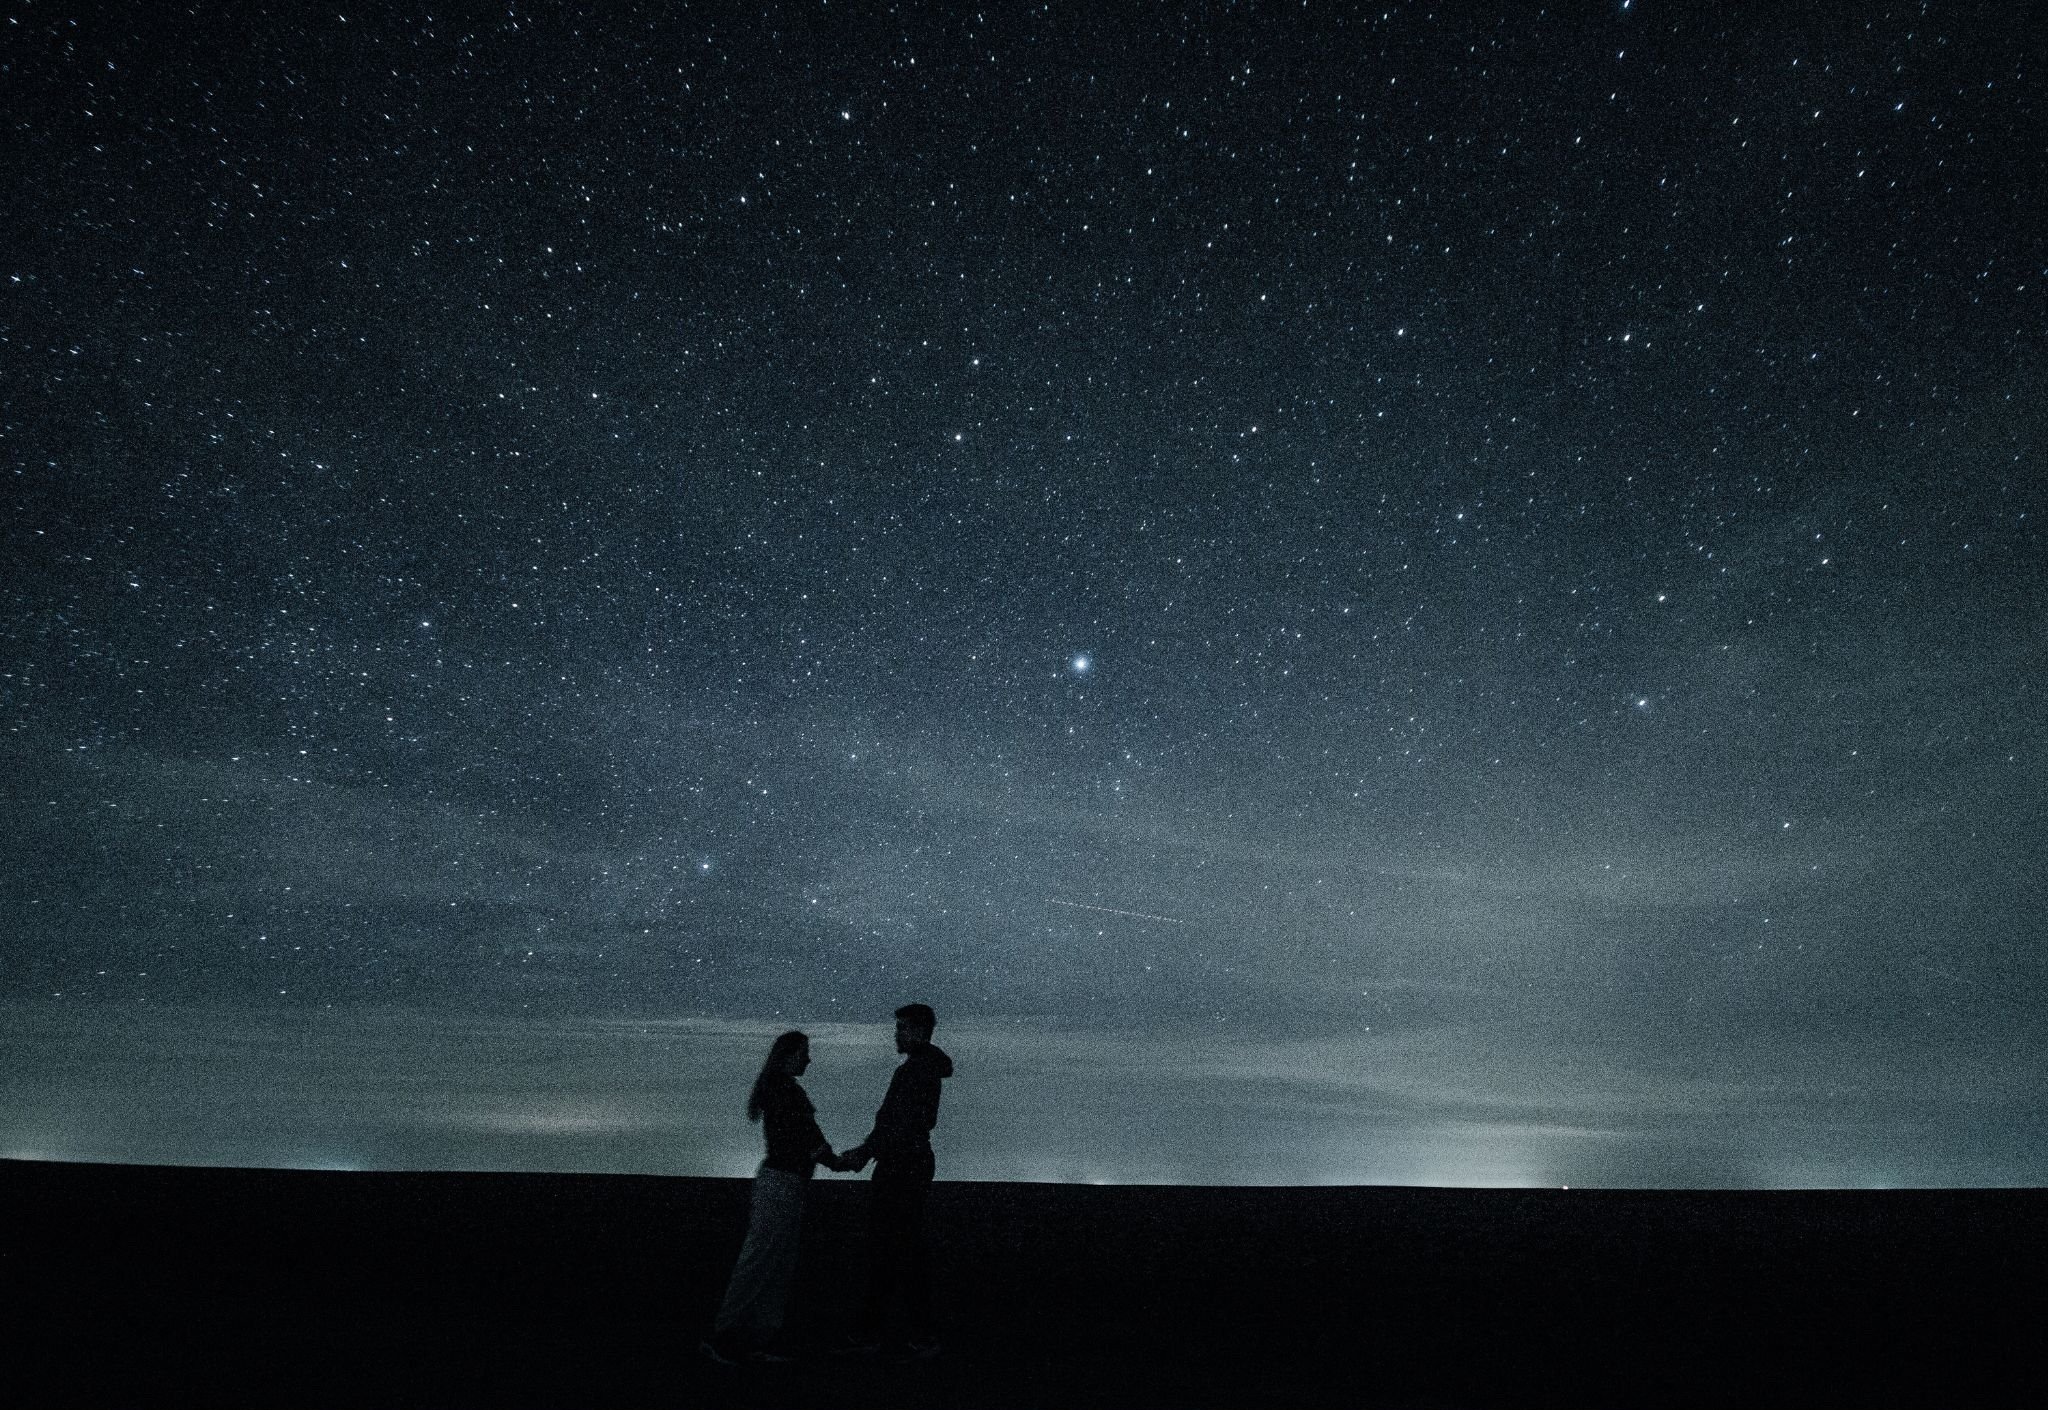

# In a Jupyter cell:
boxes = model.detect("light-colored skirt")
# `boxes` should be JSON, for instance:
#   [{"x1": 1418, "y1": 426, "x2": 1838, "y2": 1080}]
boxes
[{"x1": 712, "y1": 1164, "x2": 807, "y2": 1339}]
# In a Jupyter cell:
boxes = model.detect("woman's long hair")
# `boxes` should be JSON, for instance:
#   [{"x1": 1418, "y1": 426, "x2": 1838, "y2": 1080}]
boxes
[{"x1": 746, "y1": 1030, "x2": 809, "y2": 1122}]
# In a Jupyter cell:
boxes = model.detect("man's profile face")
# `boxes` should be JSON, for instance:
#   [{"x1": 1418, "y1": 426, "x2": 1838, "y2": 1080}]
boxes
[{"x1": 894, "y1": 1018, "x2": 928, "y2": 1053}]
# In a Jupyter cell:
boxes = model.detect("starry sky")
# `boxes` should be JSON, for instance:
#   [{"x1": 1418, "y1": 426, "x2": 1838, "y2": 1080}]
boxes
[{"x1": 3, "y1": 2, "x2": 2044, "y2": 1186}]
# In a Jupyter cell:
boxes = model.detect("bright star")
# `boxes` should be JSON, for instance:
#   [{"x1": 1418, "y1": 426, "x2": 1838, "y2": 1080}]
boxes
[{"x1": 1071, "y1": 654, "x2": 1092, "y2": 674}]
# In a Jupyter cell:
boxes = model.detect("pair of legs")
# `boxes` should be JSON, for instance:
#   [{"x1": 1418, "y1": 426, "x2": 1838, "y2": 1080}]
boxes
[
  {"x1": 857, "y1": 1153, "x2": 935, "y2": 1346},
  {"x1": 711, "y1": 1165, "x2": 806, "y2": 1354}
]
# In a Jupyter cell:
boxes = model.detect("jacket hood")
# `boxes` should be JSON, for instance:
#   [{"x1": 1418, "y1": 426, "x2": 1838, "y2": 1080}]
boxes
[{"x1": 914, "y1": 1043, "x2": 954, "y2": 1079}]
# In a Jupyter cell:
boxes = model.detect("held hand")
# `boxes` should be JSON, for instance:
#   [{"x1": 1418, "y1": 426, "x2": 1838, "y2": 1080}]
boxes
[{"x1": 815, "y1": 1146, "x2": 857, "y2": 1174}]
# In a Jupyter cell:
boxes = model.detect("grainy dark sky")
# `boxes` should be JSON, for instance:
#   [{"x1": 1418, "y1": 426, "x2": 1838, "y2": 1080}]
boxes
[{"x1": 2, "y1": 1, "x2": 2042, "y2": 1185}]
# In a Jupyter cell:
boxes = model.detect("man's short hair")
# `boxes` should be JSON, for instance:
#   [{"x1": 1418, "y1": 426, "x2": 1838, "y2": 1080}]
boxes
[{"x1": 895, "y1": 1002, "x2": 936, "y2": 1034}]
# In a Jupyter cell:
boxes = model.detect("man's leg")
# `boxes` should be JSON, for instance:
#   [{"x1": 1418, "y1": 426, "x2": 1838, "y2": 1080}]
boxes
[
  {"x1": 896, "y1": 1173, "x2": 934, "y2": 1342},
  {"x1": 857, "y1": 1171, "x2": 907, "y2": 1342},
  {"x1": 859, "y1": 1160, "x2": 932, "y2": 1345}
]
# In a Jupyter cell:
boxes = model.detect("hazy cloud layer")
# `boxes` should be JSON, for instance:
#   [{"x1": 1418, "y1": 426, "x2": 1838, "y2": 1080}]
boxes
[{"x1": 4, "y1": 1006, "x2": 2039, "y2": 1187}]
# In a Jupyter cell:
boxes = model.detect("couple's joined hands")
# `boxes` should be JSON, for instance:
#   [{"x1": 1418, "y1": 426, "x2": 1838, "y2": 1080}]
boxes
[{"x1": 815, "y1": 1144, "x2": 871, "y2": 1174}]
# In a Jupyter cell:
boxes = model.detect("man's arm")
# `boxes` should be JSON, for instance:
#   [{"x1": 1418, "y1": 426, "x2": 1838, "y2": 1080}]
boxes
[
  {"x1": 848, "y1": 1061, "x2": 939, "y2": 1165},
  {"x1": 843, "y1": 1065, "x2": 905, "y2": 1166}
]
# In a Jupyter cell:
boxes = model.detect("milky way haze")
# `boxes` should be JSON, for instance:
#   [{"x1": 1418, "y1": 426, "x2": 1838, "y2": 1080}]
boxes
[{"x1": 3, "y1": 3, "x2": 2042, "y2": 1185}]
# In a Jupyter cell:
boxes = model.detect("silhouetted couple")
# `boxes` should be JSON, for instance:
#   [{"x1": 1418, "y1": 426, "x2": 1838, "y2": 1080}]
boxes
[{"x1": 702, "y1": 1002, "x2": 954, "y2": 1366}]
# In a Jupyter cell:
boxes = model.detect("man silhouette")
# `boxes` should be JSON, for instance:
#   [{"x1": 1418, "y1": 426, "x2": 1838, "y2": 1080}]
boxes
[{"x1": 841, "y1": 1002, "x2": 952, "y2": 1358}]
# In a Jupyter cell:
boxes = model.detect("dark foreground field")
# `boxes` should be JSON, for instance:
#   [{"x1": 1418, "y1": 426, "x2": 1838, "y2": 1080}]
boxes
[{"x1": 5, "y1": 1159, "x2": 2042, "y2": 1407}]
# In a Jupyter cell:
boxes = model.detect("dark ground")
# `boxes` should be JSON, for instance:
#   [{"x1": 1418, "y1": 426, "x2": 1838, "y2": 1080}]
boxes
[{"x1": 4, "y1": 1158, "x2": 2041, "y2": 1407}]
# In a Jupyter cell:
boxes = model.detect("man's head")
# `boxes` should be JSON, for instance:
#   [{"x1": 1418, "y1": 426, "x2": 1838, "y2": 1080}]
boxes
[{"x1": 894, "y1": 1002, "x2": 936, "y2": 1053}]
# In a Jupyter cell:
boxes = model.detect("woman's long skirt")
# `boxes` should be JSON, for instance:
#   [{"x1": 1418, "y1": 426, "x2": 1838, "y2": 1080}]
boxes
[{"x1": 712, "y1": 1165, "x2": 807, "y2": 1344}]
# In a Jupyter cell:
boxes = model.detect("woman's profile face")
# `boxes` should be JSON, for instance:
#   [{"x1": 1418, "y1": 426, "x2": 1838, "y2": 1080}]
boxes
[{"x1": 786, "y1": 1043, "x2": 811, "y2": 1076}]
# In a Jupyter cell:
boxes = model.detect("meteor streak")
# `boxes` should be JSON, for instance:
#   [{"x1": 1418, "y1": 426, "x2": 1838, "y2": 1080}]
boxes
[{"x1": 1048, "y1": 898, "x2": 1185, "y2": 925}]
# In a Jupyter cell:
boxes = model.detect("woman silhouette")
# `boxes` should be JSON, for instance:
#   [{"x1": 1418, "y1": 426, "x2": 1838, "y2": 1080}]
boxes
[{"x1": 702, "y1": 1030, "x2": 846, "y2": 1364}]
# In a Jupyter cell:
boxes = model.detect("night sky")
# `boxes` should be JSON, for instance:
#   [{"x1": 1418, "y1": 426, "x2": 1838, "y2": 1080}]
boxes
[{"x1": 4, "y1": 2, "x2": 2044, "y2": 1186}]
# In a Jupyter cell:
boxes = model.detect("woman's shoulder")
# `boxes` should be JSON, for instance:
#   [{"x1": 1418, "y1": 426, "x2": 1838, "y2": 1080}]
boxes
[{"x1": 760, "y1": 1073, "x2": 814, "y2": 1113}]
